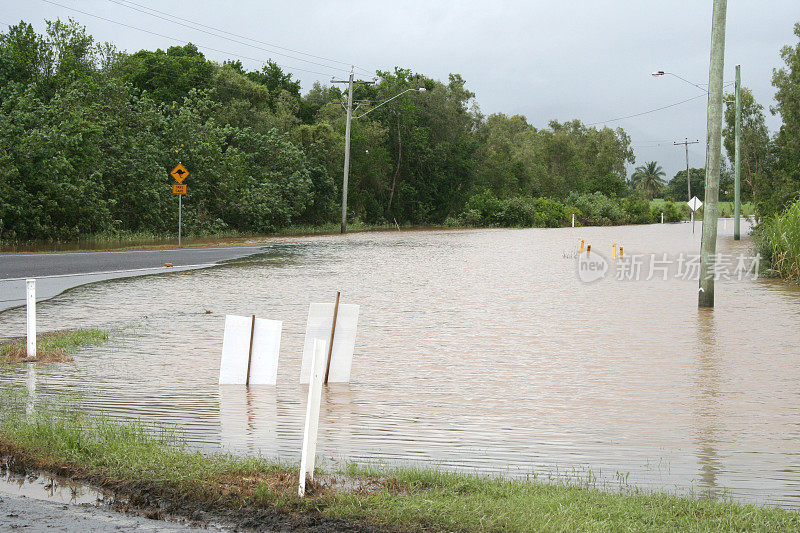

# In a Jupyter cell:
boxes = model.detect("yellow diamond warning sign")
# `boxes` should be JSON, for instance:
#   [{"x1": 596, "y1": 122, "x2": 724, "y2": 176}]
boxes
[{"x1": 170, "y1": 163, "x2": 189, "y2": 183}]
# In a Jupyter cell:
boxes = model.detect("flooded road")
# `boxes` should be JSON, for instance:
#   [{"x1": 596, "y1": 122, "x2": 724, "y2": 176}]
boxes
[{"x1": 2, "y1": 222, "x2": 800, "y2": 508}]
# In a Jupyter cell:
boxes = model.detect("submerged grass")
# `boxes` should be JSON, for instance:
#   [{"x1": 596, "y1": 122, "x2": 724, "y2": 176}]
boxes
[
  {"x1": 0, "y1": 391, "x2": 798, "y2": 532},
  {"x1": 0, "y1": 329, "x2": 109, "y2": 363}
]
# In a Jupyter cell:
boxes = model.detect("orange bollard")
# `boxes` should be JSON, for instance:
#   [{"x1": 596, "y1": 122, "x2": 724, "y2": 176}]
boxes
[
  {"x1": 619, "y1": 246, "x2": 623, "y2": 259},
  {"x1": 587, "y1": 244, "x2": 591, "y2": 255},
  {"x1": 579, "y1": 239, "x2": 584, "y2": 253},
  {"x1": 612, "y1": 243, "x2": 617, "y2": 260}
]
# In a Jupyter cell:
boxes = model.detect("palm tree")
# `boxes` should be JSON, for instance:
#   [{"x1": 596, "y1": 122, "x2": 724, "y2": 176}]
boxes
[{"x1": 630, "y1": 161, "x2": 667, "y2": 199}]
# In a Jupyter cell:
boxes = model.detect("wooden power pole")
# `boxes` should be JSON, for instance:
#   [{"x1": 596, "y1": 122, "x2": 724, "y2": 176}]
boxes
[{"x1": 698, "y1": 0, "x2": 728, "y2": 308}]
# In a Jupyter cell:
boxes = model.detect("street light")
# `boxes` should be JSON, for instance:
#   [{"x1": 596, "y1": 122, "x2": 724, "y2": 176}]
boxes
[
  {"x1": 652, "y1": 68, "x2": 742, "y2": 239},
  {"x1": 651, "y1": 70, "x2": 709, "y2": 92}
]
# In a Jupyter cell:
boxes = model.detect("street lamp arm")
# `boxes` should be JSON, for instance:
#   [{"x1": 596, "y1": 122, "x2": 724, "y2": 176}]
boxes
[
  {"x1": 355, "y1": 88, "x2": 424, "y2": 119},
  {"x1": 652, "y1": 70, "x2": 709, "y2": 93}
]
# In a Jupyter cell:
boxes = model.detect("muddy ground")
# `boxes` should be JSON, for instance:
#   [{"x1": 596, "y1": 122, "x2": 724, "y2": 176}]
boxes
[
  {"x1": 0, "y1": 454, "x2": 398, "y2": 532},
  {"x1": 0, "y1": 490, "x2": 219, "y2": 532}
]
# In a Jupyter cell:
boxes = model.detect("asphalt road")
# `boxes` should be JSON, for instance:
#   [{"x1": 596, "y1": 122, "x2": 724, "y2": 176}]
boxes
[
  {"x1": 0, "y1": 245, "x2": 272, "y2": 280},
  {"x1": 0, "y1": 244, "x2": 273, "y2": 313}
]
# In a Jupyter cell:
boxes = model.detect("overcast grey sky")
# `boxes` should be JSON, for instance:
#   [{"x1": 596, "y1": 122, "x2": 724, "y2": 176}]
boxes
[{"x1": 4, "y1": 0, "x2": 799, "y2": 180}]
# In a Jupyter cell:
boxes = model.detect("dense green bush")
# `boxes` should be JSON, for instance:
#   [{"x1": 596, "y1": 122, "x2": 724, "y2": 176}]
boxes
[
  {"x1": 662, "y1": 201, "x2": 685, "y2": 222},
  {"x1": 531, "y1": 197, "x2": 570, "y2": 227},
  {"x1": 460, "y1": 192, "x2": 563, "y2": 227},
  {"x1": 564, "y1": 192, "x2": 626, "y2": 226},
  {"x1": 456, "y1": 191, "x2": 685, "y2": 229},
  {"x1": 622, "y1": 196, "x2": 655, "y2": 224}
]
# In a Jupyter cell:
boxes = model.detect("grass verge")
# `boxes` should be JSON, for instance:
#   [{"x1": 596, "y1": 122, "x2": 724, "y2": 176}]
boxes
[
  {"x1": 0, "y1": 222, "x2": 405, "y2": 254},
  {"x1": 0, "y1": 391, "x2": 798, "y2": 532},
  {"x1": 0, "y1": 329, "x2": 108, "y2": 363},
  {"x1": 754, "y1": 197, "x2": 800, "y2": 281}
]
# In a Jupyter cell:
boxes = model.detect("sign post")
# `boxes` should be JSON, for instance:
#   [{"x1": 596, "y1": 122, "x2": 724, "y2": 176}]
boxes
[
  {"x1": 299, "y1": 339, "x2": 326, "y2": 497},
  {"x1": 687, "y1": 196, "x2": 703, "y2": 234},
  {"x1": 170, "y1": 163, "x2": 189, "y2": 247},
  {"x1": 26, "y1": 279, "x2": 36, "y2": 360}
]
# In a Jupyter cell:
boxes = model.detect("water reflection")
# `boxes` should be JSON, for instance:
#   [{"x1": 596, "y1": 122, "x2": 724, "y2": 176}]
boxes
[
  {"x1": 694, "y1": 309, "x2": 722, "y2": 498},
  {"x1": 218, "y1": 386, "x2": 279, "y2": 456},
  {"x1": 24, "y1": 364, "x2": 36, "y2": 417},
  {"x1": 1, "y1": 224, "x2": 800, "y2": 508}
]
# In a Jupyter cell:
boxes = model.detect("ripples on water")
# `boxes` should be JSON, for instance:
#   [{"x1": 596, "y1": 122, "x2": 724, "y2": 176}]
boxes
[{"x1": 2, "y1": 223, "x2": 800, "y2": 507}]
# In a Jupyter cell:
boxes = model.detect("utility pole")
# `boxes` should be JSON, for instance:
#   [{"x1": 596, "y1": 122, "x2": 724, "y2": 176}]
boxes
[
  {"x1": 674, "y1": 139, "x2": 700, "y2": 202},
  {"x1": 674, "y1": 138, "x2": 700, "y2": 233},
  {"x1": 734, "y1": 64, "x2": 741, "y2": 240},
  {"x1": 699, "y1": 0, "x2": 728, "y2": 308},
  {"x1": 332, "y1": 67, "x2": 374, "y2": 234}
]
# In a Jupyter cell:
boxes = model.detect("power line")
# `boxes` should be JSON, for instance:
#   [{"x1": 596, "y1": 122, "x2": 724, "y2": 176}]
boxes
[
  {"x1": 104, "y1": 0, "x2": 372, "y2": 76},
  {"x1": 109, "y1": 0, "x2": 374, "y2": 76},
  {"x1": 586, "y1": 81, "x2": 736, "y2": 128},
  {"x1": 586, "y1": 93, "x2": 707, "y2": 127},
  {"x1": 38, "y1": 0, "x2": 343, "y2": 78}
]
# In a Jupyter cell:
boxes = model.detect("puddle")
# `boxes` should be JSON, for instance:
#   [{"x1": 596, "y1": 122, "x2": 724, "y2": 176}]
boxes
[{"x1": 0, "y1": 461, "x2": 110, "y2": 506}]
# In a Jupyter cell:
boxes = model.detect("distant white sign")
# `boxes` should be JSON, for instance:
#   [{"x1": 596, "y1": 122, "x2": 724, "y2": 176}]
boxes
[
  {"x1": 219, "y1": 315, "x2": 282, "y2": 385},
  {"x1": 687, "y1": 196, "x2": 703, "y2": 211},
  {"x1": 300, "y1": 303, "x2": 359, "y2": 384}
]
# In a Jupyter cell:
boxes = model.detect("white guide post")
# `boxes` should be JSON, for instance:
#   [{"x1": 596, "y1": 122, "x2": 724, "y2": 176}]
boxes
[
  {"x1": 26, "y1": 279, "x2": 36, "y2": 360},
  {"x1": 299, "y1": 339, "x2": 326, "y2": 497},
  {"x1": 571, "y1": 213, "x2": 575, "y2": 227}
]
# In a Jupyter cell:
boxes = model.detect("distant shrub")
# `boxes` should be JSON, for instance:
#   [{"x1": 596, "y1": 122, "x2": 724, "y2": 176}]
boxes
[
  {"x1": 564, "y1": 192, "x2": 626, "y2": 225},
  {"x1": 531, "y1": 197, "x2": 569, "y2": 227},
  {"x1": 623, "y1": 196, "x2": 655, "y2": 224},
  {"x1": 457, "y1": 191, "x2": 674, "y2": 229},
  {"x1": 660, "y1": 201, "x2": 685, "y2": 222}
]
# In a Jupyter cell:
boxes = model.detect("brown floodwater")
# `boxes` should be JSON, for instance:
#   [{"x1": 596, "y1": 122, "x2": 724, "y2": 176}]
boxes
[{"x1": 2, "y1": 222, "x2": 799, "y2": 507}]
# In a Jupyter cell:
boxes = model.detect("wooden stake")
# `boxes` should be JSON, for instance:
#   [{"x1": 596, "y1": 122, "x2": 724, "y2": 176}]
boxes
[
  {"x1": 324, "y1": 292, "x2": 341, "y2": 384},
  {"x1": 246, "y1": 314, "x2": 255, "y2": 386}
]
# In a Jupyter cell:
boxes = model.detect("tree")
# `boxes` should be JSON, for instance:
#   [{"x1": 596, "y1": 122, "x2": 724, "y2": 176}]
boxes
[
  {"x1": 764, "y1": 22, "x2": 800, "y2": 217},
  {"x1": 723, "y1": 86, "x2": 769, "y2": 206},
  {"x1": 630, "y1": 161, "x2": 666, "y2": 199},
  {"x1": 666, "y1": 168, "x2": 705, "y2": 202},
  {"x1": 118, "y1": 43, "x2": 216, "y2": 105}
]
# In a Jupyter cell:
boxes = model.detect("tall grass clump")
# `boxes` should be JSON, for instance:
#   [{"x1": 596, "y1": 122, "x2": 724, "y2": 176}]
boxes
[
  {"x1": 755, "y1": 197, "x2": 800, "y2": 281},
  {"x1": 0, "y1": 329, "x2": 108, "y2": 363}
]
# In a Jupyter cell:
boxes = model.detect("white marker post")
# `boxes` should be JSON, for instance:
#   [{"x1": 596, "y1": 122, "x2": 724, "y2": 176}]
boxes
[
  {"x1": 571, "y1": 213, "x2": 575, "y2": 227},
  {"x1": 26, "y1": 279, "x2": 36, "y2": 360},
  {"x1": 661, "y1": 212, "x2": 664, "y2": 224},
  {"x1": 299, "y1": 339, "x2": 326, "y2": 497}
]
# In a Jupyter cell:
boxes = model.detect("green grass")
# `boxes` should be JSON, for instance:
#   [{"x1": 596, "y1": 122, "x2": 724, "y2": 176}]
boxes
[
  {"x1": 649, "y1": 199, "x2": 754, "y2": 218},
  {"x1": 755, "y1": 198, "x2": 800, "y2": 281},
  {"x1": 0, "y1": 223, "x2": 408, "y2": 253},
  {"x1": 0, "y1": 391, "x2": 798, "y2": 532},
  {"x1": 718, "y1": 201, "x2": 755, "y2": 218},
  {"x1": 0, "y1": 329, "x2": 109, "y2": 362}
]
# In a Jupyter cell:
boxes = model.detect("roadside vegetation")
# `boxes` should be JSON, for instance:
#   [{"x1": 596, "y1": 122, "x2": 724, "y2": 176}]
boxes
[
  {"x1": 0, "y1": 20, "x2": 797, "y2": 245},
  {"x1": 0, "y1": 329, "x2": 108, "y2": 363},
  {"x1": 1, "y1": 392, "x2": 798, "y2": 532},
  {"x1": 755, "y1": 197, "x2": 800, "y2": 282}
]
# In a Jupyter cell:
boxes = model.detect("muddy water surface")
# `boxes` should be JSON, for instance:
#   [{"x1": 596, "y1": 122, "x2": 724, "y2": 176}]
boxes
[{"x1": 2, "y1": 222, "x2": 800, "y2": 507}]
